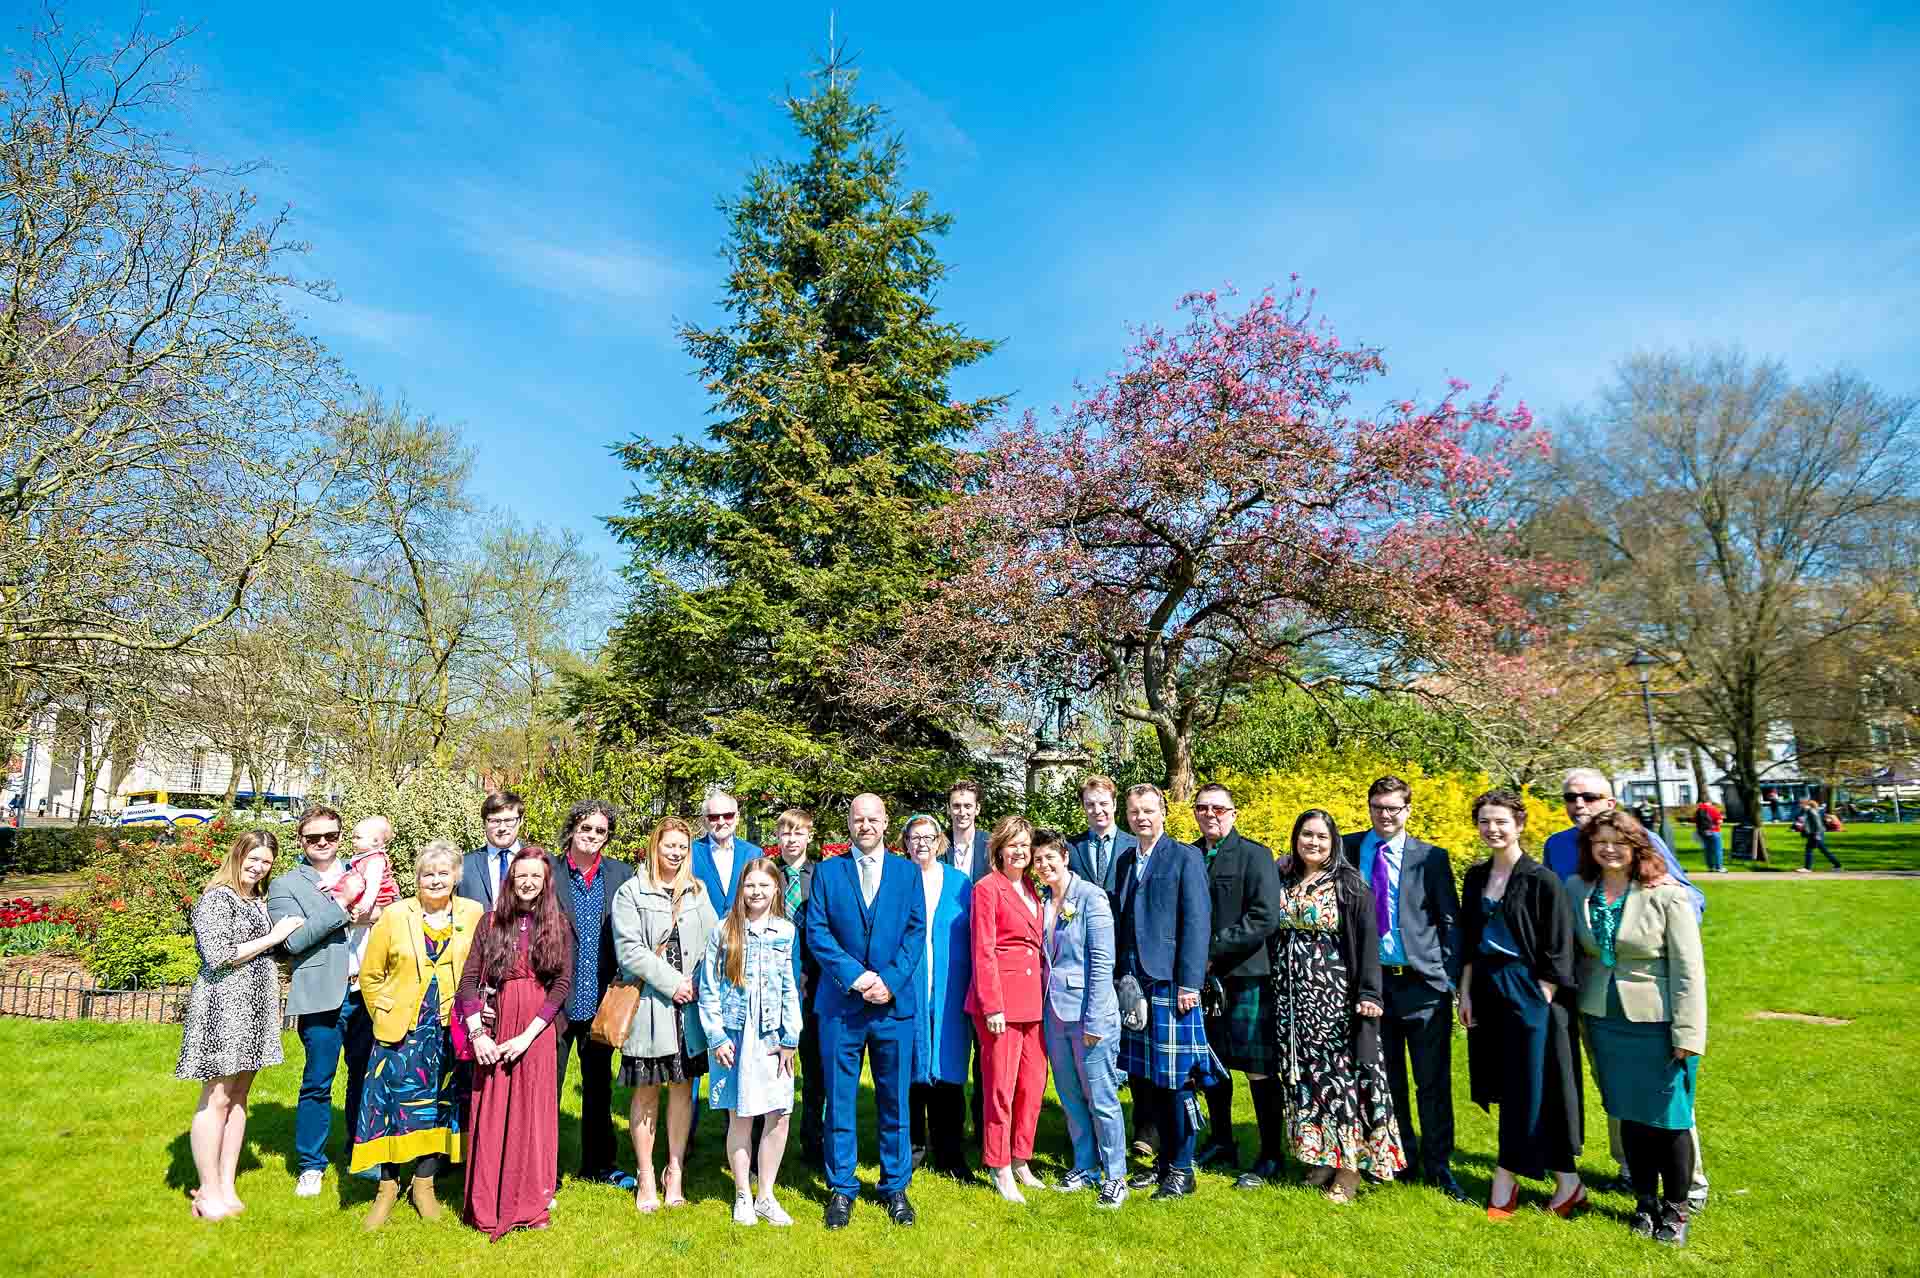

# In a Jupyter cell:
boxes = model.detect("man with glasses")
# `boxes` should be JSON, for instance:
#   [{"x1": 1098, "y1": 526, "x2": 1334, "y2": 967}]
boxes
[
  {"x1": 1545, "y1": 767, "x2": 1708, "y2": 1210},
  {"x1": 458, "y1": 791, "x2": 528, "y2": 907},
  {"x1": 1340, "y1": 777, "x2": 1468, "y2": 1203},
  {"x1": 692, "y1": 788, "x2": 761, "y2": 911},
  {"x1": 269, "y1": 805, "x2": 372, "y2": 1197},
  {"x1": 1189, "y1": 783, "x2": 1283, "y2": 1187},
  {"x1": 548, "y1": 798, "x2": 638, "y2": 1192}
]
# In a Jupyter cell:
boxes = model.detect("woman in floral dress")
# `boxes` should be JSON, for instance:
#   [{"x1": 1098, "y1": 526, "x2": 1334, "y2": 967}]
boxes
[
  {"x1": 178, "y1": 831, "x2": 302, "y2": 1221},
  {"x1": 1271, "y1": 809, "x2": 1405, "y2": 1203}
]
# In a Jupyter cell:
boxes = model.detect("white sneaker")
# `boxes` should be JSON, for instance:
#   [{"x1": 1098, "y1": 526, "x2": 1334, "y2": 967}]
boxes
[
  {"x1": 755, "y1": 1194, "x2": 793, "y2": 1226},
  {"x1": 732, "y1": 1193, "x2": 757, "y2": 1226},
  {"x1": 295, "y1": 1170, "x2": 324, "y2": 1198}
]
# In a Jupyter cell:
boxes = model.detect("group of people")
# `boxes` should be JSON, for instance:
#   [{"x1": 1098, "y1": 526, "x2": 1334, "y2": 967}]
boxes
[{"x1": 175, "y1": 767, "x2": 1710, "y2": 1247}]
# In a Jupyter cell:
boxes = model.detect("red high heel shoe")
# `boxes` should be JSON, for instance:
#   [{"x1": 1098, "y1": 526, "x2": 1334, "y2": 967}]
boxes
[
  {"x1": 1547, "y1": 1185, "x2": 1589, "y2": 1218},
  {"x1": 1487, "y1": 1183, "x2": 1520, "y2": 1220}
]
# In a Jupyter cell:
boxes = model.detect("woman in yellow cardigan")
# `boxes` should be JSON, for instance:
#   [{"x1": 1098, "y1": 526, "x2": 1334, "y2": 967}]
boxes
[
  {"x1": 1567, "y1": 811, "x2": 1706, "y2": 1248},
  {"x1": 350, "y1": 840, "x2": 486, "y2": 1229}
]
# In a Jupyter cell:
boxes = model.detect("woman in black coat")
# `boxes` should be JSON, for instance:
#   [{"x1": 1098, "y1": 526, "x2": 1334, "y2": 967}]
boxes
[
  {"x1": 1459, "y1": 790, "x2": 1583, "y2": 1220},
  {"x1": 1270, "y1": 810, "x2": 1405, "y2": 1203}
]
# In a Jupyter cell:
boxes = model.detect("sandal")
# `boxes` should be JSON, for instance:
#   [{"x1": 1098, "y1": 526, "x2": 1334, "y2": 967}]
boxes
[{"x1": 1325, "y1": 1171, "x2": 1360, "y2": 1205}]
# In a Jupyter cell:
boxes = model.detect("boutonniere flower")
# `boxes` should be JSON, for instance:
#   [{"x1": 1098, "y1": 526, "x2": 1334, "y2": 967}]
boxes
[{"x1": 1058, "y1": 900, "x2": 1078, "y2": 925}]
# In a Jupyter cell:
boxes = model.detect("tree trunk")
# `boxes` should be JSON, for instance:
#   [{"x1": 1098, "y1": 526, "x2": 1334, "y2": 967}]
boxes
[{"x1": 1156, "y1": 722, "x2": 1196, "y2": 803}]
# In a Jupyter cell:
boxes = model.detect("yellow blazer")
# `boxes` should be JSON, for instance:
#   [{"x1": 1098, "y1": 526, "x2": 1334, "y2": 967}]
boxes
[
  {"x1": 1566, "y1": 878, "x2": 1707, "y2": 1056},
  {"x1": 359, "y1": 896, "x2": 486, "y2": 1044}
]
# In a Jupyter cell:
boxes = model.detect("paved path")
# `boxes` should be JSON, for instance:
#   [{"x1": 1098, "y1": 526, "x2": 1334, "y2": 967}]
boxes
[{"x1": 1702, "y1": 869, "x2": 1919, "y2": 882}]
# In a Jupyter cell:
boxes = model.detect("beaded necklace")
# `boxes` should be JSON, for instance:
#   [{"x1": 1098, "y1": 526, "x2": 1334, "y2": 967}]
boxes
[{"x1": 1588, "y1": 880, "x2": 1630, "y2": 968}]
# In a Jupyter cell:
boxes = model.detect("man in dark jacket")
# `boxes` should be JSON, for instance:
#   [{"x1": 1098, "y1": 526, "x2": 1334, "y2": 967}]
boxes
[
  {"x1": 772, "y1": 807, "x2": 825, "y2": 1166},
  {"x1": 1342, "y1": 776, "x2": 1468, "y2": 1202},
  {"x1": 1189, "y1": 782, "x2": 1284, "y2": 1187}
]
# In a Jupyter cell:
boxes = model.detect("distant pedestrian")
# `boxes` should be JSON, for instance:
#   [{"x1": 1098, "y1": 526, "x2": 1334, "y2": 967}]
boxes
[
  {"x1": 1691, "y1": 801, "x2": 1724, "y2": 874},
  {"x1": 1794, "y1": 799, "x2": 1842, "y2": 873}
]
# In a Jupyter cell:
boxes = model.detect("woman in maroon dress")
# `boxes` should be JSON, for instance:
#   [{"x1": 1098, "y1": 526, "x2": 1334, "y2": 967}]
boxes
[{"x1": 457, "y1": 847, "x2": 575, "y2": 1240}]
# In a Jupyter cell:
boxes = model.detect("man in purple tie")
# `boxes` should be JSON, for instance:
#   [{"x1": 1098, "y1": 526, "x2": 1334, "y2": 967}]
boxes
[
  {"x1": 1190, "y1": 783, "x2": 1283, "y2": 1187},
  {"x1": 1340, "y1": 776, "x2": 1468, "y2": 1203}
]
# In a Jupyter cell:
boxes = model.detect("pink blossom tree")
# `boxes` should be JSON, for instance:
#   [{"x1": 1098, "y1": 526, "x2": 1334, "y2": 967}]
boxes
[{"x1": 849, "y1": 283, "x2": 1576, "y2": 799}]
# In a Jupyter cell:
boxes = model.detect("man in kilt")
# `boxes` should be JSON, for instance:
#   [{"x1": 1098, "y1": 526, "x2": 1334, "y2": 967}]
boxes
[
  {"x1": 1114, "y1": 783, "x2": 1225, "y2": 1201},
  {"x1": 1190, "y1": 782, "x2": 1284, "y2": 1188}
]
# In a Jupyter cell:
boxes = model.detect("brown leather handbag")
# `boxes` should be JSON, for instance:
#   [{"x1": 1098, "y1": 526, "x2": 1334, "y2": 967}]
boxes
[{"x1": 590, "y1": 979, "x2": 642, "y2": 1049}]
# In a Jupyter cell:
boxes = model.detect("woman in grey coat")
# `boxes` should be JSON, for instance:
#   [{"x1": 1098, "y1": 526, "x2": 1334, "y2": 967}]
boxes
[{"x1": 611, "y1": 817, "x2": 719, "y2": 1211}]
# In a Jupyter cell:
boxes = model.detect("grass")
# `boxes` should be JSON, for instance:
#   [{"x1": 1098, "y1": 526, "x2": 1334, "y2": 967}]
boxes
[
  {"x1": 1668, "y1": 820, "x2": 1920, "y2": 876},
  {"x1": 2, "y1": 882, "x2": 1917, "y2": 1278}
]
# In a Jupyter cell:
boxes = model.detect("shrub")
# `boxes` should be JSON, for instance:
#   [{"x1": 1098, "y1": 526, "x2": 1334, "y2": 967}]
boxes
[
  {"x1": 330, "y1": 763, "x2": 485, "y2": 884},
  {"x1": 83, "y1": 905, "x2": 194, "y2": 987},
  {"x1": 0, "y1": 825, "x2": 167, "y2": 876}
]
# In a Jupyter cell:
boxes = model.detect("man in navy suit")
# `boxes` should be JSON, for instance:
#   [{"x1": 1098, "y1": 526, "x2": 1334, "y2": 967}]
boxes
[
  {"x1": 1068, "y1": 774, "x2": 1137, "y2": 899},
  {"x1": 805, "y1": 792, "x2": 927, "y2": 1229},
  {"x1": 690, "y1": 788, "x2": 761, "y2": 912},
  {"x1": 1112, "y1": 783, "x2": 1218, "y2": 1200},
  {"x1": 1341, "y1": 775, "x2": 1469, "y2": 1203},
  {"x1": 940, "y1": 778, "x2": 990, "y2": 883},
  {"x1": 456, "y1": 791, "x2": 525, "y2": 908}
]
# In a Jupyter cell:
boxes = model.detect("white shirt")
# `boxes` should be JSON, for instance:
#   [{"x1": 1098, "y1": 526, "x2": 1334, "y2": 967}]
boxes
[
  {"x1": 711, "y1": 837, "x2": 736, "y2": 891},
  {"x1": 485, "y1": 841, "x2": 522, "y2": 905},
  {"x1": 950, "y1": 828, "x2": 975, "y2": 877}
]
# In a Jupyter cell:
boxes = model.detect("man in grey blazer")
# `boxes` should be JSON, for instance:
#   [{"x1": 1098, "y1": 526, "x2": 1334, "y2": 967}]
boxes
[
  {"x1": 267, "y1": 804, "x2": 369, "y2": 1198},
  {"x1": 1341, "y1": 776, "x2": 1468, "y2": 1202}
]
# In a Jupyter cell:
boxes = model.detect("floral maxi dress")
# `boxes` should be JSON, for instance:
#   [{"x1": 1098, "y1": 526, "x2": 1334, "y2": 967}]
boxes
[{"x1": 1271, "y1": 872, "x2": 1406, "y2": 1177}]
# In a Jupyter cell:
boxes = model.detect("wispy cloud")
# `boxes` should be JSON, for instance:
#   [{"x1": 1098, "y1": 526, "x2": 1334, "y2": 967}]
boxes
[
  {"x1": 437, "y1": 182, "x2": 689, "y2": 305},
  {"x1": 866, "y1": 69, "x2": 979, "y2": 165},
  {"x1": 302, "y1": 298, "x2": 430, "y2": 352}
]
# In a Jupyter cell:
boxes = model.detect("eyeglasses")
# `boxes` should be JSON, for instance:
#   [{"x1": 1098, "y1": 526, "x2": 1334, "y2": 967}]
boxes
[
  {"x1": 576, "y1": 824, "x2": 609, "y2": 837},
  {"x1": 1368, "y1": 803, "x2": 1407, "y2": 816},
  {"x1": 1193, "y1": 803, "x2": 1234, "y2": 814},
  {"x1": 705, "y1": 810, "x2": 738, "y2": 821},
  {"x1": 486, "y1": 815, "x2": 522, "y2": 826},
  {"x1": 1562, "y1": 792, "x2": 1608, "y2": 804},
  {"x1": 301, "y1": 830, "x2": 341, "y2": 846}
]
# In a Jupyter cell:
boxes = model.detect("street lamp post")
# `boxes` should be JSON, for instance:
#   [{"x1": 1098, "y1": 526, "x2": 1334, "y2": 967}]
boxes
[{"x1": 1627, "y1": 650, "x2": 1677, "y2": 850}]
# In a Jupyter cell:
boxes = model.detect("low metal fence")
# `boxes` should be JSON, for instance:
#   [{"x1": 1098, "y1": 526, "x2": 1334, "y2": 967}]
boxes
[{"x1": 0, "y1": 969, "x2": 192, "y2": 1024}]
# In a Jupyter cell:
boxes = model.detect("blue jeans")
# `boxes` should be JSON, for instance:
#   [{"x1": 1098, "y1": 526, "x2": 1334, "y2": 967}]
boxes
[
  {"x1": 1043, "y1": 1012, "x2": 1126, "y2": 1182},
  {"x1": 1698, "y1": 831, "x2": 1724, "y2": 871},
  {"x1": 294, "y1": 991, "x2": 373, "y2": 1172}
]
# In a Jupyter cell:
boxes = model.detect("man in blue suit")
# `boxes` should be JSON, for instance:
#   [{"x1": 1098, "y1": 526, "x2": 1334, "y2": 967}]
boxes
[
  {"x1": 456, "y1": 791, "x2": 525, "y2": 908},
  {"x1": 940, "y1": 778, "x2": 991, "y2": 884},
  {"x1": 1111, "y1": 783, "x2": 1218, "y2": 1200},
  {"x1": 805, "y1": 792, "x2": 928, "y2": 1229},
  {"x1": 1068, "y1": 774, "x2": 1137, "y2": 900},
  {"x1": 690, "y1": 789, "x2": 761, "y2": 911}
]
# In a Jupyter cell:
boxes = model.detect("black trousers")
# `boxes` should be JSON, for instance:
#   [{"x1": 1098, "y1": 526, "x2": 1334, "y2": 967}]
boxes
[
  {"x1": 1623, "y1": 1121, "x2": 1694, "y2": 1208},
  {"x1": 555, "y1": 1018, "x2": 619, "y2": 1175},
  {"x1": 910, "y1": 1080, "x2": 970, "y2": 1173},
  {"x1": 1381, "y1": 978, "x2": 1456, "y2": 1178},
  {"x1": 797, "y1": 1009, "x2": 826, "y2": 1152}
]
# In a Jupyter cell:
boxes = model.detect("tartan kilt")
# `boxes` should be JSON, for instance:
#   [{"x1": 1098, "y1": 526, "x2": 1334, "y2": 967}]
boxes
[
  {"x1": 1206, "y1": 977, "x2": 1277, "y2": 1076},
  {"x1": 1120, "y1": 982, "x2": 1227, "y2": 1092}
]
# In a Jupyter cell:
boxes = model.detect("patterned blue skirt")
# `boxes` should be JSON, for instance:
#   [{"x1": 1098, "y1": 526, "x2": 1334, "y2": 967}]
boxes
[
  {"x1": 1119, "y1": 983, "x2": 1226, "y2": 1092},
  {"x1": 349, "y1": 975, "x2": 466, "y2": 1172}
]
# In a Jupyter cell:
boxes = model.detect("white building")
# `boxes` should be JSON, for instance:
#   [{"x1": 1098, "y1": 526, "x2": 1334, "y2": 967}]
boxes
[
  {"x1": 1606, "y1": 722, "x2": 1815, "y2": 814},
  {"x1": 12, "y1": 712, "x2": 323, "y2": 820}
]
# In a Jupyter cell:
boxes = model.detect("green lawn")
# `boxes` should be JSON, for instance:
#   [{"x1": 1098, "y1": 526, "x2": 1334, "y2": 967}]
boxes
[
  {"x1": 1669, "y1": 820, "x2": 1920, "y2": 875},
  {"x1": 3, "y1": 881, "x2": 1916, "y2": 1278}
]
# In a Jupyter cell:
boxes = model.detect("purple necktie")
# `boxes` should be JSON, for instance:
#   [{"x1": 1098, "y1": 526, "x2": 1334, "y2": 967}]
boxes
[{"x1": 1370, "y1": 843, "x2": 1393, "y2": 940}]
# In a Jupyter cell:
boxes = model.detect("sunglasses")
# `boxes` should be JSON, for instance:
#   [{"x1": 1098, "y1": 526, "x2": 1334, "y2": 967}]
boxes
[
  {"x1": 1562, "y1": 791, "x2": 1608, "y2": 804},
  {"x1": 576, "y1": 824, "x2": 609, "y2": 836},
  {"x1": 705, "y1": 810, "x2": 738, "y2": 821},
  {"x1": 301, "y1": 830, "x2": 342, "y2": 846},
  {"x1": 1193, "y1": 803, "x2": 1233, "y2": 814}
]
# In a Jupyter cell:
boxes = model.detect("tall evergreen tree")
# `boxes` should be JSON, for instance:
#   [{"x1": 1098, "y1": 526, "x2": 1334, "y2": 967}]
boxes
[{"x1": 572, "y1": 60, "x2": 1003, "y2": 809}]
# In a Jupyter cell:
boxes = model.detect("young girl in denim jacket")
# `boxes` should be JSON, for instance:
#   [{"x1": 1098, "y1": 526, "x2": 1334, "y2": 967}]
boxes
[{"x1": 699, "y1": 857, "x2": 803, "y2": 1226}]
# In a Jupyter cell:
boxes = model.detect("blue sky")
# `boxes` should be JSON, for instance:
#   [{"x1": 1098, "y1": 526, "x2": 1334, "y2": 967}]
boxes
[{"x1": 50, "y1": 1, "x2": 1919, "y2": 567}]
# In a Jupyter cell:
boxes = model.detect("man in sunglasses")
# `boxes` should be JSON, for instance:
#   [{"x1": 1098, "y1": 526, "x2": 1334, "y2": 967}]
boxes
[
  {"x1": 692, "y1": 789, "x2": 762, "y2": 911},
  {"x1": 268, "y1": 804, "x2": 374, "y2": 1198},
  {"x1": 1545, "y1": 767, "x2": 1708, "y2": 1212}
]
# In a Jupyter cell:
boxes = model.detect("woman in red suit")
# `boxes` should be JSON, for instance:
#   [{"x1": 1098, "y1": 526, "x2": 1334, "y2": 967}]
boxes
[{"x1": 965, "y1": 815, "x2": 1050, "y2": 1203}]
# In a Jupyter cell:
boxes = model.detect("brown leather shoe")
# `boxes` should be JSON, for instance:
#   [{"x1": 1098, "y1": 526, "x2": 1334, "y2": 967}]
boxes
[
  {"x1": 363, "y1": 1180, "x2": 401, "y2": 1231},
  {"x1": 409, "y1": 1175, "x2": 441, "y2": 1220}
]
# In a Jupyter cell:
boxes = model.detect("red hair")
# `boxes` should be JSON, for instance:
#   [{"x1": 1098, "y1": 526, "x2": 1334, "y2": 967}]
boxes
[{"x1": 478, "y1": 847, "x2": 573, "y2": 986}]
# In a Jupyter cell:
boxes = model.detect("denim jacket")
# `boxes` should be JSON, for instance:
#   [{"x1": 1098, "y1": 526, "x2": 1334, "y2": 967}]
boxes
[{"x1": 697, "y1": 915, "x2": 802, "y2": 1050}]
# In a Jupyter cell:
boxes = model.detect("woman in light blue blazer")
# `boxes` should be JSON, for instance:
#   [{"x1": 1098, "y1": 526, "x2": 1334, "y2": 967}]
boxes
[
  {"x1": 1032, "y1": 829, "x2": 1127, "y2": 1208},
  {"x1": 905, "y1": 814, "x2": 976, "y2": 1180}
]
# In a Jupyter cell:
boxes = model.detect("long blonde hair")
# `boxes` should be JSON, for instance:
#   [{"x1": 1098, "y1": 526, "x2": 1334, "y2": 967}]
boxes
[
  {"x1": 210, "y1": 831, "x2": 279, "y2": 898},
  {"x1": 717, "y1": 857, "x2": 787, "y2": 987},
  {"x1": 645, "y1": 817, "x2": 699, "y2": 895}
]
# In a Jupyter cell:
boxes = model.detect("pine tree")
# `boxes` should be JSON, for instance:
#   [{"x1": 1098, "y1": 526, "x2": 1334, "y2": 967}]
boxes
[{"x1": 574, "y1": 60, "x2": 1003, "y2": 810}]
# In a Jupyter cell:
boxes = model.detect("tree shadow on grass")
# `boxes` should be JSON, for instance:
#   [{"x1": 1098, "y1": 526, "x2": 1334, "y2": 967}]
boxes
[{"x1": 162, "y1": 1099, "x2": 297, "y2": 1198}]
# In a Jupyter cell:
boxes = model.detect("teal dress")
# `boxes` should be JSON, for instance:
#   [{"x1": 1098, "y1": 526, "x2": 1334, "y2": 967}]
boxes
[{"x1": 1581, "y1": 884, "x2": 1698, "y2": 1131}]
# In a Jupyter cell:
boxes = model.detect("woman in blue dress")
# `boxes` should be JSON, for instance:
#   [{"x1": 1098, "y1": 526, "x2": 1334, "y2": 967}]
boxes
[{"x1": 903, "y1": 813, "x2": 975, "y2": 1180}]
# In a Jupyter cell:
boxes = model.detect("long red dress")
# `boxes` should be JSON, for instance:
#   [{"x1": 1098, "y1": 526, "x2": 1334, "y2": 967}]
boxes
[{"x1": 457, "y1": 916, "x2": 573, "y2": 1241}]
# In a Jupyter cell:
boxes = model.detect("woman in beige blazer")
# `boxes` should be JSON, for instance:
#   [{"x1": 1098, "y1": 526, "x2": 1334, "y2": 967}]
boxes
[
  {"x1": 1567, "y1": 810, "x2": 1706, "y2": 1248},
  {"x1": 350, "y1": 840, "x2": 487, "y2": 1228},
  {"x1": 610, "y1": 817, "x2": 718, "y2": 1211}
]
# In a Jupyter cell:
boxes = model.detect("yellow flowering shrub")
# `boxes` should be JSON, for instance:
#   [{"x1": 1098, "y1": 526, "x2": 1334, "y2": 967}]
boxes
[{"x1": 1164, "y1": 747, "x2": 1570, "y2": 881}]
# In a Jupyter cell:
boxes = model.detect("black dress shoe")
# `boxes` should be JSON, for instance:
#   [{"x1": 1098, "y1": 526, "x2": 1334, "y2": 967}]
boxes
[
  {"x1": 1127, "y1": 1167, "x2": 1162, "y2": 1190},
  {"x1": 1193, "y1": 1140, "x2": 1239, "y2": 1170},
  {"x1": 1653, "y1": 1203, "x2": 1689, "y2": 1248},
  {"x1": 1150, "y1": 1168, "x2": 1197, "y2": 1201},
  {"x1": 1628, "y1": 1198, "x2": 1658, "y2": 1238},
  {"x1": 1598, "y1": 1170, "x2": 1637, "y2": 1196},
  {"x1": 1233, "y1": 1158, "x2": 1282, "y2": 1190},
  {"x1": 824, "y1": 1192, "x2": 854, "y2": 1229},
  {"x1": 1430, "y1": 1169, "x2": 1472, "y2": 1204},
  {"x1": 883, "y1": 1191, "x2": 916, "y2": 1226}
]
